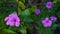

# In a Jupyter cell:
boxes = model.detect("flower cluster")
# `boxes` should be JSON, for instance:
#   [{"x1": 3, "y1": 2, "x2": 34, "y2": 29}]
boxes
[
  {"x1": 35, "y1": 1, "x2": 53, "y2": 15},
  {"x1": 34, "y1": 1, "x2": 56, "y2": 27},
  {"x1": 42, "y1": 16, "x2": 57, "y2": 27}
]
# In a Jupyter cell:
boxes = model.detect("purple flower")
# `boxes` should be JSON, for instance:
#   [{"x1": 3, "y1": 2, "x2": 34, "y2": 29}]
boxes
[
  {"x1": 35, "y1": 9, "x2": 40, "y2": 15},
  {"x1": 46, "y1": 1, "x2": 53, "y2": 9},
  {"x1": 4, "y1": 13, "x2": 20, "y2": 27},
  {"x1": 50, "y1": 16, "x2": 57, "y2": 20},
  {"x1": 42, "y1": 17, "x2": 52, "y2": 27}
]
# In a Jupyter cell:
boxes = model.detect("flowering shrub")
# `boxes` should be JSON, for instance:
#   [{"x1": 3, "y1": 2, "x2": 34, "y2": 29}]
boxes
[{"x1": 0, "y1": 0, "x2": 60, "y2": 34}]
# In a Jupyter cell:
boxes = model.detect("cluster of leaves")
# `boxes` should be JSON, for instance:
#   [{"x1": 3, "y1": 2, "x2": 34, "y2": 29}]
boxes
[{"x1": 0, "y1": 0, "x2": 60, "y2": 34}]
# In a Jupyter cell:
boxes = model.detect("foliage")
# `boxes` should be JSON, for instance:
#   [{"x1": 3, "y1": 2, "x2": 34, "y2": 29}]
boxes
[{"x1": 0, "y1": 0, "x2": 60, "y2": 34}]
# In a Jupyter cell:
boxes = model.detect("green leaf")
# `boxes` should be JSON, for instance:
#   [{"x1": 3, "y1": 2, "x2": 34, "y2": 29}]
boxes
[
  {"x1": 19, "y1": 25, "x2": 26, "y2": 34},
  {"x1": 3, "y1": 29, "x2": 16, "y2": 34},
  {"x1": 53, "y1": 0, "x2": 57, "y2": 3},
  {"x1": 18, "y1": 1, "x2": 25, "y2": 10},
  {"x1": 25, "y1": 18, "x2": 33, "y2": 22},
  {"x1": 20, "y1": 29, "x2": 26, "y2": 34},
  {"x1": 21, "y1": 9, "x2": 30, "y2": 16},
  {"x1": 51, "y1": 24, "x2": 57, "y2": 30},
  {"x1": 29, "y1": 6, "x2": 37, "y2": 13},
  {"x1": 18, "y1": 7, "x2": 22, "y2": 15}
]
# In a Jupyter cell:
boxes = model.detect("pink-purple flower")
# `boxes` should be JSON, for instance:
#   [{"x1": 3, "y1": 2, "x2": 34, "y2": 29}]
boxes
[
  {"x1": 50, "y1": 16, "x2": 57, "y2": 20},
  {"x1": 4, "y1": 13, "x2": 20, "y2": 27},
  {"x1": 35, "y1": 9, "x2": 40, "y2": 15},
  {"x1": 42, "y1": 17, "x2": 52, "y2": 27},
  {"x1": 46, "y1": 1, "x2": 53, "y2": 9}
]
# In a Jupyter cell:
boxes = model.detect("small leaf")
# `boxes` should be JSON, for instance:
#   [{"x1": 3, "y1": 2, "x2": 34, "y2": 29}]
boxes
[
  {"x1": 18, "y1": 7, "x2": 21, "y2": 15},
  {"x1": 20, "y1": 29, "x2": 26, "y2": 34},
  {"x1": 29, "y1": 6, "x2": 37, "y2": 13},
  {"x1": 18, "y1": 1, "x2": 25, "y2": 10}
]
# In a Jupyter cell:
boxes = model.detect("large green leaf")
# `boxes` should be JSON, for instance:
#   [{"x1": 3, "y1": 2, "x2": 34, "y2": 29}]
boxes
[
  {"x1": 3, "y1": 29, "x2": 16, "y2": 34},
  {"x1": 25, "y1": 18, "x2": 33, "y2": 22},
  {"x1": 21, "y1": 9, "x2": 30, "y2": 16}
]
